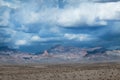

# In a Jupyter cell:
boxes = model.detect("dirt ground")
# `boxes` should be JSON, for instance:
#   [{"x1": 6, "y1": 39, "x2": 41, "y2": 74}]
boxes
[{"x1": 0, "y1": 62, "x2": 120, "y2": 80}]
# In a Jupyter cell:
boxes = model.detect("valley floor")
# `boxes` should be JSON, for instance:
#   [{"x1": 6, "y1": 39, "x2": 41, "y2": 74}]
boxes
[{"x1": 0, "y1": 62, "x2": 120, "y2": 80}]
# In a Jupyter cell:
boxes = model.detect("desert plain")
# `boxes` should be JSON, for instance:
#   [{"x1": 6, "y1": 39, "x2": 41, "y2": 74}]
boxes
[{"x1": 0, "y1": 62, "x2": 120, "y2": 80}]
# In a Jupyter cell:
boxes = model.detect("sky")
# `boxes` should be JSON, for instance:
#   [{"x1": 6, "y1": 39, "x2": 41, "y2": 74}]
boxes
[{"x1": 0, "y1": 0, "x2": 120, "y2": 53}]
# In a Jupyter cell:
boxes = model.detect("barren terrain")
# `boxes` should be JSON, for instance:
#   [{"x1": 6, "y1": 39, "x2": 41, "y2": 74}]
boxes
[{"x1": 0, "y1": 62, "x2": 120, "y2": 80}]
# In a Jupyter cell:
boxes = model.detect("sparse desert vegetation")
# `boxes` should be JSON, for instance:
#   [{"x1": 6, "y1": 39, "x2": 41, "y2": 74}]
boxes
[{"x1": 0, "y1": 62, "x2": 120, "y2": 80}]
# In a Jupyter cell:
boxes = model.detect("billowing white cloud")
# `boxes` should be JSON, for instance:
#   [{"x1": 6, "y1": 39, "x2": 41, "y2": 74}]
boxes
[
  {"x1": 13, "y1": 1, "x2": 120, "y2": 27},
  {"x1": 58, "y1": 2, "x2": 120, "y2": 27},
  {"x1": 31, "y1": 35, "x2": 41, "y2": 41},
  {"x1": 0, "y1": 0, "x2": 120, "y2": 27},
  {"x1": 15, "y1": 40, "x2": 27, "y2": 46},
  {"x1": 64, "y1": 33, "x2": 95, "y2": 41}
]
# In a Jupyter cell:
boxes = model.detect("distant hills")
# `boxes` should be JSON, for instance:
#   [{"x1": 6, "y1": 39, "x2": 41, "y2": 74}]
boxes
[{"x1": 0, "y1": 45, "x2": 120, "y2": 64}]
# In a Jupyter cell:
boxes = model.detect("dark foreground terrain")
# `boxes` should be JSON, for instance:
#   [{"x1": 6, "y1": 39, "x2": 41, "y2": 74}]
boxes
[{"x1": 0, "y1": 62, "x2": 120, "y2": 80}]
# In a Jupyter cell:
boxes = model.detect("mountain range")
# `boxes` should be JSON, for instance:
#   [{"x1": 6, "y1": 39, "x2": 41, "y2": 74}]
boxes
[{"x1": 0, "y1": 45, "x2": 120, "y2": 64}]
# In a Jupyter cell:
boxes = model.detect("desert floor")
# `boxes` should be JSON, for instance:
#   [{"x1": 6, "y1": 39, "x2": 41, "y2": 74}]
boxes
[{"x1": 0, "y1": 62, "x2": 120, "y2": 80}]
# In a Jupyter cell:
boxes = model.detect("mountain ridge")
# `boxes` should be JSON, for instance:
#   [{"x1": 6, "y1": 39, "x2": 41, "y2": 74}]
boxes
[{"x1": 0, "y1": 45, "x2": 120, "y2": 64}]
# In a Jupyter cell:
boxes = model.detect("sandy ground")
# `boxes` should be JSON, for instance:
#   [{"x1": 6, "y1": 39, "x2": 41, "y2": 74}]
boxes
[{"x1": 0, "y1": 62, "x2": 120, "y2": 80}]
